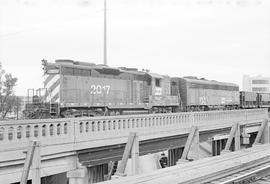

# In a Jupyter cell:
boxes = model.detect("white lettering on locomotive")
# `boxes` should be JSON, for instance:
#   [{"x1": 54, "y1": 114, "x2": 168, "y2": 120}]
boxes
[
  {"x1": 155, "y1": 87, "x2": 162, "y2": 96},
  {"x1": 199, "y1": 96, "x2": 208, "y2": 105},
  {"x1": 90, "y1": 85, "x2": 110, "y2": 95}
]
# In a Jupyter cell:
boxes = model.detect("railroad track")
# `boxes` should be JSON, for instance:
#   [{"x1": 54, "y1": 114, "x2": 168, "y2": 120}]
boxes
[{"x1": 206, "y1": 161, "x2": 270, "y2": 184}]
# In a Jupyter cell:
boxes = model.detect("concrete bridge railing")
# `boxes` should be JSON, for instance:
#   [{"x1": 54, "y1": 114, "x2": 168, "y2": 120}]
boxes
[
  {"x1": 0, "y1": 109, "x2": 268, "y2": 151},
  {"x1": 0, "y1": 109, "x2": 268, "y2": 184}
]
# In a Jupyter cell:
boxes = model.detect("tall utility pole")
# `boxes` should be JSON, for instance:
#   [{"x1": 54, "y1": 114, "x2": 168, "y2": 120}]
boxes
[
  {"x1": 103, "y1": 0, "x2": 107, "y2": 65},
  {"x1": 16, "y1": 96, "x2": 19, "y2": 120}
]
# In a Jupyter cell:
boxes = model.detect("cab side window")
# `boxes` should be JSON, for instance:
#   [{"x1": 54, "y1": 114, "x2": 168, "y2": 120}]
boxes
[{"x1": 155, "y1": 78, "x2": 161, "y2": 87}]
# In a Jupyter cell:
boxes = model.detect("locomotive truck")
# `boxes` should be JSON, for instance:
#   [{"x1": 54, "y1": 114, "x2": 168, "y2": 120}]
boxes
[{"x1": 23, "y1": 59, "x2": 270, "y2": 119}]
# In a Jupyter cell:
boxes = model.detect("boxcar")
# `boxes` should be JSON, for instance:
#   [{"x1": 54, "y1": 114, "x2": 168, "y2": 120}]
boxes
[
  {"x1": 240, "y1": 91, "x2": 257, "y2": 109},
  {"x1": 258, "y1": 93, "x2": 270, "y2": 108},
  {"x1": 171, "y1": 77, "x2": 240, "y2": 111}
]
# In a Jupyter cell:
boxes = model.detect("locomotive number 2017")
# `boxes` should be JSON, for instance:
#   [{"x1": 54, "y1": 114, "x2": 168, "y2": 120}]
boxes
[{"x1": 90, "y1": 85, "x2": 110, "y2": 95}]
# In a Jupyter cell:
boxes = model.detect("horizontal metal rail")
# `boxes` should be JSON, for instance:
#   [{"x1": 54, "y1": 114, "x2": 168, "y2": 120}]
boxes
[{"x1": 208, "y1": 161, "x2": 270, "y2": 184}]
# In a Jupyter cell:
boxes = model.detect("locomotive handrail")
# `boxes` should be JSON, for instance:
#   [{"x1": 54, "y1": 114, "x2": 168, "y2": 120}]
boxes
[
  {"x1": 0, "y1": 109, "x2": 268, "y2": 152},
  {"x1": 0, "y1": 118, "x2": 69, "y2": 126}
]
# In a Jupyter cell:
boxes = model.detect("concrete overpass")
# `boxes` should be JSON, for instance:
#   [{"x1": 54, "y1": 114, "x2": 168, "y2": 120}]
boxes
[
  {"x1": 0, "y1": 108, "x2": 268, "y2": 183},
  {"x1": 99, "y1": 144, "x2": 270, "y2": 184}
]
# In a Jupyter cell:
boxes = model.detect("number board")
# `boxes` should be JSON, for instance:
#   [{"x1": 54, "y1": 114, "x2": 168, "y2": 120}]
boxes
[{"x1": 90, "y1": 84, "x2": 111, "y2": 95}]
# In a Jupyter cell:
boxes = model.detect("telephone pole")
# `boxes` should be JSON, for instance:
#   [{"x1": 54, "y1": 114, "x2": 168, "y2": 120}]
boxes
[{"x1": 103, "y1": 0, "x2": 107, "y2": 65}]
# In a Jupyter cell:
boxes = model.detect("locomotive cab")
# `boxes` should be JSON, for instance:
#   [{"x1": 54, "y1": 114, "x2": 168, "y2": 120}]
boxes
[
  {"x1": 149, "y1": 73, "x2": 163, "y2": 96},
  {"x1": 147, "y1": 73, "x2": 179, "y2": 113}
]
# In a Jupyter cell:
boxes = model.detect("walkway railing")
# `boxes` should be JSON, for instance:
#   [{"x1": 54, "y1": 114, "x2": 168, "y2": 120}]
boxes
[{"x1": 0, "y1": 109, "x2": 268, "y2": 151}]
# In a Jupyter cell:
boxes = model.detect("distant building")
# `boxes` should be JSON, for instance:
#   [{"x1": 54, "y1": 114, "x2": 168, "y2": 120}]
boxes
[{"x1": 243, "y1": 75, "x2": 270, "y2": 93}]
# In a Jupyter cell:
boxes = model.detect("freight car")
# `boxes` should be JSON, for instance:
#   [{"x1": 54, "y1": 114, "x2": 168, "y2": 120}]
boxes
[
  {"x1": 171, "y1": 77, "x2": 240, "y2": 111},
  {"x1": 257, "y1": 93, "x2": 270, "y2": 108},
  {"x1": 40, "y1": 59, "x2": 179, "y2": 118},
  {"x1": 239, "y1": 91, "x2": 257, "y2": 109},
  {"x1": 240, "y1": 91, "x2": 270, "y2": 109}
]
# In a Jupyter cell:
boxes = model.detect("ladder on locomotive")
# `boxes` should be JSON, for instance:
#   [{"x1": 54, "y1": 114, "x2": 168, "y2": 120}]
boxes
[{"x1": 49, "y1": 103, "x2": 58, "y2": 116}]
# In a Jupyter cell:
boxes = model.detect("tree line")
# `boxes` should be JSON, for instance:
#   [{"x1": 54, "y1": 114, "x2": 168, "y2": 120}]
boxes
[{"x1": 0, "y1": 62, "x2": 18, "y2": 120}]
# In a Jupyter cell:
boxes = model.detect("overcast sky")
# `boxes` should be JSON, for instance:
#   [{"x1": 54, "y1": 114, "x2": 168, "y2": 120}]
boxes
[{"x1": 0, "y1": 0, "x2": 270, "y2": 96}]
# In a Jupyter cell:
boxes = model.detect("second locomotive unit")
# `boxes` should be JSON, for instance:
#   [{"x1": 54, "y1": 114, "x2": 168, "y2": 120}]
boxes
[{"x1": 172, "y1": 77, "x2": 240, "y2": 111}]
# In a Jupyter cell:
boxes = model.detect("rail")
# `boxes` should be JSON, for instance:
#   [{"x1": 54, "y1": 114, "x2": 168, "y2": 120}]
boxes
[
  {"x1": 208, "y1": 162, "x2": 270, "y2": 184},
  {"x1": 0, "y1": 109, "x2": 268, "y2": 151}
]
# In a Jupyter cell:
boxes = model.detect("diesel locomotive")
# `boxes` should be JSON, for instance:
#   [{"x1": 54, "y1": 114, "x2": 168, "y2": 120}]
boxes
[
  {"x1": 23, "y1": 59, "x2": 270, "y2": 119},
  {"x1": 24, "y1": 59, "x2": 179, "y2": 118},
  {"x1": 171, "y1": 77, "x2": 240, "y2": 111}
]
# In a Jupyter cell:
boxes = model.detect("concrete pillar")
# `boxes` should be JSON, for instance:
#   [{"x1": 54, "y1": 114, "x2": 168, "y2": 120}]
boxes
[
  {"x1": 253, "y1": 120, "x2": 269, "y2": 145},
  {"x1": 168, "y1": 149, "x2": 174, "y2": 166},
  {"x1": 188, "y1": 128, "x2": 199, "y2": 160},
  {"x1": 220, "y1": 123, "x2": 241, "y2": 155},
  {"x1": 131, "y1": 133, "x2": 139, "y2": 175},
  {"x1": 261, "y1": 120, "x2": 269, "y2": 144},
  {"x1": 234, "y1": 123, "x2": 241, "y2": 151},
  {"x1": 212, "y1": 140, "x2": 218, "y2": 156},
  {"x1": 179, "y1": 126, "x2": 199, "y2": 162},
  {"x1": 32, "y1": 141, "x2": 41, "y2": 184},
  {"x1": 67, "y1": 167, "x2": 88, "y2": 184},
  {"x1": 168, "y1": 148, "x2": 183, "y2": 166},
  {"x1": 212, "y1": 139, "x2": 227, "y2": 156},
  {"x1": 88, "y1": 164, "x2": 108, "y2": 183}
]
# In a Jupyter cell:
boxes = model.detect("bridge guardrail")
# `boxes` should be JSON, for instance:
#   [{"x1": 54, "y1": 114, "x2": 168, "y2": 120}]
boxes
[{"x1": 0, "y1": 109, "x2": 268, "y2": 151}]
